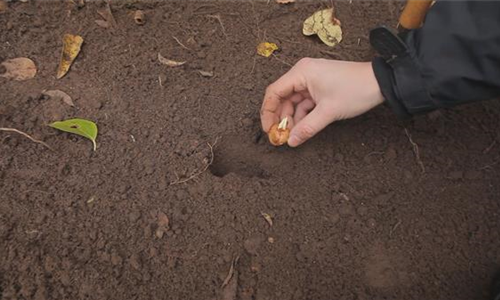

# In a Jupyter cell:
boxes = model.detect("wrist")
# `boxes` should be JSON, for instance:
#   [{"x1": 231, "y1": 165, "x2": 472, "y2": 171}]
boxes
[{"x1": 365, "y1": 61, "x2": 385, "y2": 106}]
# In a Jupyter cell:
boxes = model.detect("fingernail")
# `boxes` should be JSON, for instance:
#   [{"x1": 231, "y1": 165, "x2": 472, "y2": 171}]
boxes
[{"x1": 288, "y1": 135, "x2": 299, "y2": 147}]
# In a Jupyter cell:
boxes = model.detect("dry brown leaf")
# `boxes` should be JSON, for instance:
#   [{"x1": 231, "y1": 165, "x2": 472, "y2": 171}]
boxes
[
  {"x1": 303, "y1": 8, "x2": 342, "y2": 47},
  {"x1": 97, "y1": 2, "x2": 117, "y2": 28},
  {"x1": 42, "y1": 89, "x2": 75, "y2": 107},
  {"x1": 134, "y1": 10, "x2": 145, "y2": 25},
  {"x1": 256, "y1": 42, "x2": 279, "y2": 58},
  {"x1": 276, "y1": 0, "x2": 296, "y2": 4},
  {"x1": 198, "y1": 70, "x2": 214, "y2": 77},
  {"x1": 0, "y1": 57, "x2": 37, "y2": 81},
  {"x1": 261, "y1": 212, "x2": 273, "y2": 227},
  {"x1": 94, "y1": 19, "x2": 110, "y2": 28},
  {"x1": 56, "y1": 34, "x2": 83, "y2": 79},
  {"x1": 158, "y1": 53, "x2": 186, "y2": 67}
]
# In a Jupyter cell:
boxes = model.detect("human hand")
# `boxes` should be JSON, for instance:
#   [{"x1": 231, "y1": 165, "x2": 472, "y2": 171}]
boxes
[{"x1": 260, "y1": 58, "x2": 385, "y2": 147}]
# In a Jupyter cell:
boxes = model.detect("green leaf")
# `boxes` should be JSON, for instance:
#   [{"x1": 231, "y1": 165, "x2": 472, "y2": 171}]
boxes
[{"x1": 49, "y1": 118, "x2": 98, "y2": 151}]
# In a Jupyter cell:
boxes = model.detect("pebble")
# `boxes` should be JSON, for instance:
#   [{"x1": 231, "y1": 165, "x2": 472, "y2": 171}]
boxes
[
  {"x1": 295, "y1": 251, "x2": 306, "y2": 262},
  {"x1": 357, "y1": 206, "x2": 368, "y2": 217},
  {"x1": 384, "y1": 147, "x2": 397, "y2": 161},
  {"x1": 241, "y1": 117, "x2": 253, "y2": 127},
  {"x1": 149, "y1": 247, "x2": 157, "y2": 258},
  {"x1": 366, "y1": 218, "x2": 377, "y2": 228},
  {"x1": 111, "y1": 252, "x2": 122, "y2": 266},
  {"x1": 128, "y1": 211, "x2": 141, "y2": 222},
  {"x1": 339, "y1": 203, "x2": 354, "y2": 216},
  {"x1": 330, "y1": 213, "x2": 340, "y2": 225},
  {"x1": 250, "y1": 258, "x2": 261, "y2": 272},
  {"x1": 129, "y1": 253, "x2": 141, "y2": 270},
  {"x1": 244, "y1": 235, "x2": 264, "y2": 256}
]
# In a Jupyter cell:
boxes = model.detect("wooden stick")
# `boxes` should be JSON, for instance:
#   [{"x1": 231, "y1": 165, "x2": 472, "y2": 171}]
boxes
[
  {"x1": 0, "y1": 127, "x2": 53, "y2": 151},
  {"x1": 398, "y1": 0, "x2": 433, "y2": 30}
]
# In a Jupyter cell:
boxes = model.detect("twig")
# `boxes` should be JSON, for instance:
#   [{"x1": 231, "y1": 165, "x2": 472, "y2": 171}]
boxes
[
  {"x1": 207, "y1": 14, "x2": 228, "y2": 39},
  {"x1": 389, "y1": 220, "x2": 402, "y2": 237},
  {"x1": 0, "y1": 128, "x2": 53, "y2": 151},
  {"x1": 272, "y1": 53, "x2": 293, "y2": 67},
  {"x1": 172, "y1": 36, "x2": 191, "y2": 51},
  {"x1": 404, "y1": 128, "x2": 425, "y2": 173},
  {"x1": 170, "y1": 137, "x2": 219, "y2": 185},
  {"x1": 221, "y1": 256, "x2": 239, "y2": 288},
  {"x1": 250, "y1": 56, "x2": 257, "y2": 74},
  {"x1": 483, "y1": 139, "x2": 497, "y2": 154},
  {"x1": 479, "y1": 158, "x2": 500, "y2": 170}
]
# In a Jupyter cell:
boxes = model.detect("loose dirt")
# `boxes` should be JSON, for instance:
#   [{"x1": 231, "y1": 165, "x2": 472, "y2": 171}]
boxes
[{"x1": 1, "y1": 1, "x2": 499, "y2": 300}]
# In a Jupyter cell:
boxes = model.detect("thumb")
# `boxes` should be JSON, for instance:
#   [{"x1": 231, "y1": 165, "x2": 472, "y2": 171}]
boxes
[{"x1": 288, "y1": 107, "x2": 333, "y2": 147}]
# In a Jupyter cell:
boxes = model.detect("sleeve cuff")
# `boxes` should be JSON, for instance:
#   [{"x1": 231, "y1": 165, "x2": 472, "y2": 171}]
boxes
[{"x1": 372, "y1": 57, "x2": 411, "y2": 119}]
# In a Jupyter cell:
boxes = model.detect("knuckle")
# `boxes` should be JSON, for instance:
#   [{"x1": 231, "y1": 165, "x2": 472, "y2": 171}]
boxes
[
  {"x1": 265, "y1": 85, "x2": 273, "y2": 95},
  {"x1": 296, "y1": 57, "x2": 313, "y2": 68}
]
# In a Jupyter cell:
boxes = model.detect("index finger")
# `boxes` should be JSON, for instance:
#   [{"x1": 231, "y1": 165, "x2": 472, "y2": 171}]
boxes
[{"x1": 260, "y1": 68, "x2": 307, "y2": 132}]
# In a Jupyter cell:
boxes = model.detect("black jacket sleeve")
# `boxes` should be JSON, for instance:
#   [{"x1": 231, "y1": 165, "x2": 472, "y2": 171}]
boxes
[{"x1": 372, "y1": 1, "x2": 500, "y2": 118}]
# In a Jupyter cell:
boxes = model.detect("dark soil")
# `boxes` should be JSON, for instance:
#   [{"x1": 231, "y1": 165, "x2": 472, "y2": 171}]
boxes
[{"x1": 1, "y1": 1, "x2": 500, "y2": 300}]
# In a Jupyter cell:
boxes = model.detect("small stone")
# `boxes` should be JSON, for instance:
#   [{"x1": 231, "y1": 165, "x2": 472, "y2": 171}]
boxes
[
  {"x1": 59, "y1": 271, "x2": 71, "y2": 286},
  {"x1": 250, "y1": 258, "x2": 261, "y2": 272},
  {"x1": 128, "y1": 211, "x2": 141, "y2": 222},
  {"x1": 241, "y1": 117, "x2": 253, "y2": 127},
  {"x1": 357, "y1": 206, "x2": 368, "y2": 217},
  {"x1": 129, "y1": 253, "x2": 141, "y2": 270},
  {"x1": 111, "y1": 253, "x2": 122, "y2": 266},
  {"x1": 295, "y1": 251, "x2": 306, "y2": 262},
  {"x1": 244, "y1": 235, "x2": 265, "y2": 256},
  {"x1": 87, "y1": 97, "x2": 103, "y2": 109},
  {"x1": 242, "y1": 83, "x2": 254, "y2": 91},
  {"x1": 339, "y1": 203, "x2": 354, "y2": 216},
  {"x1": 373, "y1": 193, "x2": 393, "y2": 206},
  {"x1": 157, "y1": 212, "x2": 169, "y2": 228},
  {"x1": 366, "y1": 218, "x2": 377, "y2": 228},
  {"x1": 143, "y1": 224, "x2": 152, "y2": 238},
  {"x1": 155, "y1": 228, "x2": 165, "y2": 239},
  {"x1": 149, "y1": 247, "x2": 157, "y2": 258},
  {"x1": 384, "y1": 147, "x2": 397, "y2": 161},
  {"x1": 330, "y1": 213, "x2": 340, "y2": 225},
  {"x1": 267, "y1": 237, "x2": 275, "y2": 243},
  {"x1": 44, "y1": 256, "x2": 56, "y2": 273}
]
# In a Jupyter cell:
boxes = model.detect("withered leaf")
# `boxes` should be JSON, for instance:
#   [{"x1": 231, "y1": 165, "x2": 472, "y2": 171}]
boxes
[
  {"x1": 42, "y1": 89, "x2": 75, "y2": 107},
  {"x1": 56, "y1": 34, "x2": 83, "y2": 79},
  {"x1": 198, "y1": 70, "x2": 214, "y2": 77},
  {"x1": 256, "y1": 42, "x2": 279, "y2": 58},
  {"x1": 158, "y1": 53, "x2": 186, "y2": 67},
  {"x1": 0, "y1": 57, "x2": 37, "y2": 81},
  {"x1": 303, "y1": 8, "x2": 342, "y2": 47}
]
